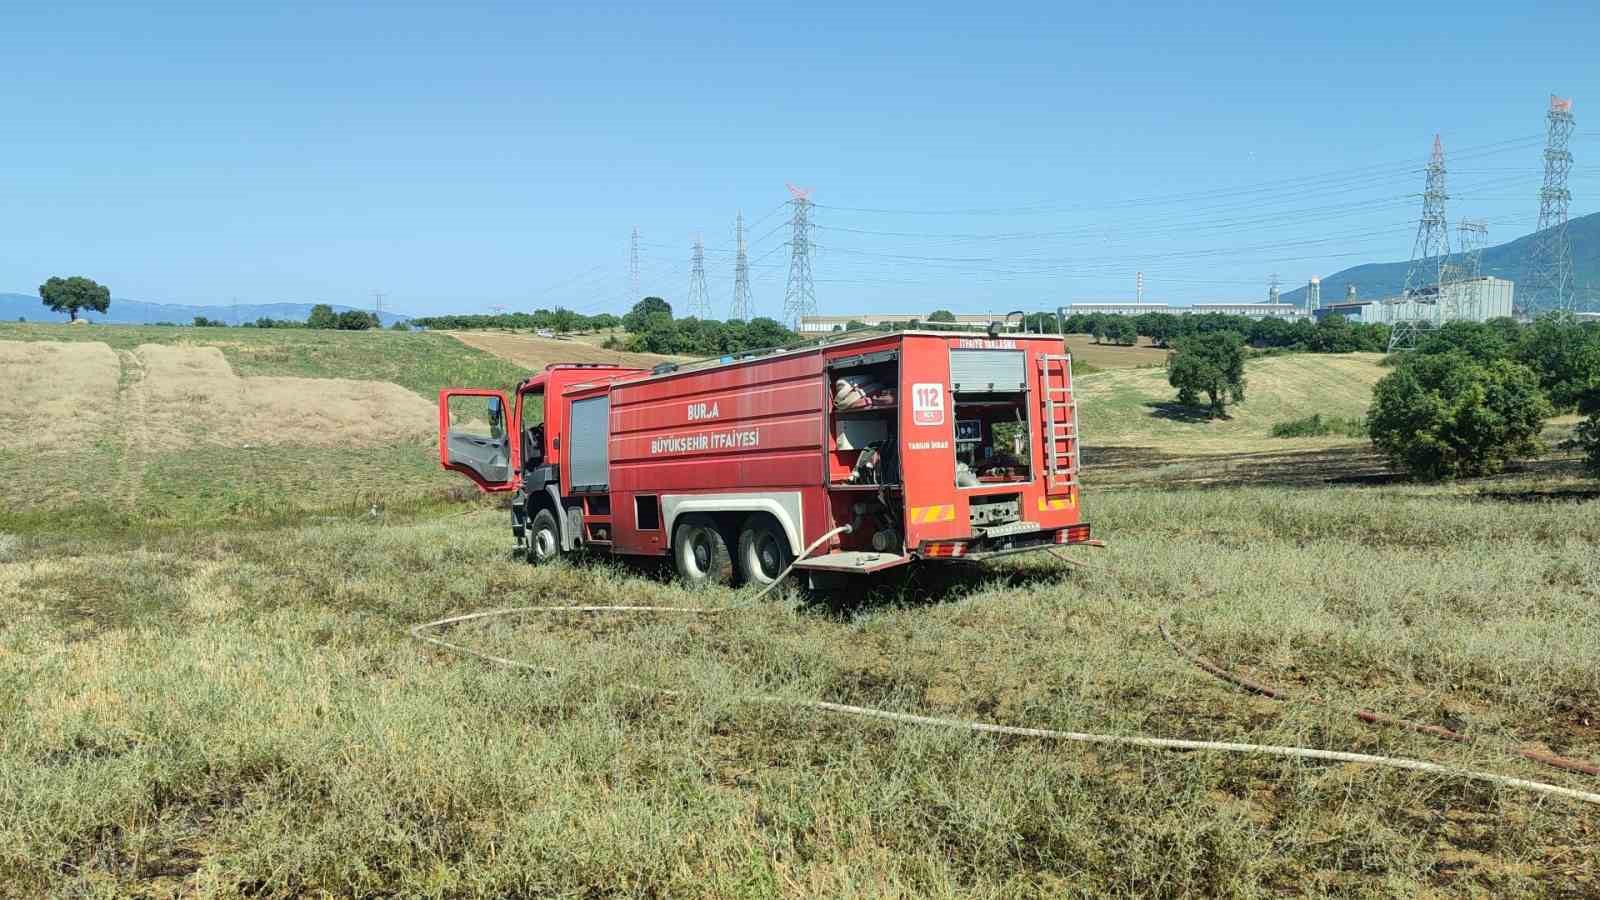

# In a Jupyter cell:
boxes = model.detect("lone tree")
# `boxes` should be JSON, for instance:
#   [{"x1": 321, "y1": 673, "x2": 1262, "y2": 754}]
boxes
[
  {"x1": 39, "y1": 276, "x2": 110, "y2": 322},
  {"x1": 1167, "y1": 331, "x2": 1247, "y2": 417},
  {"x1": 622, "y1": 297, "x2": 672, "y2": 333},
  {"x1": 927, "y1": 309, "x2": 957, "y2": 323},
  {"x1": 1367, "y1": 352, "x2": 1550, "y2": 480},
  {"x1": 335, "y1": 310, "x2": 379, "y2": 330},
  {"x1": 306, "y1": 304, "x2": 339, "y2": 329}
]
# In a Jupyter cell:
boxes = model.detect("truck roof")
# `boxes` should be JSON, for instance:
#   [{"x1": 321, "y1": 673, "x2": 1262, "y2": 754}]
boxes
[{"x1": 604, "y1": 328, "x2": 1060, "y2": 390}]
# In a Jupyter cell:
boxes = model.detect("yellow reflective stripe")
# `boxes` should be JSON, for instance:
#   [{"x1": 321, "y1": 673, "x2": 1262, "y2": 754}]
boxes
[
  {"x1": 1037, "y1": 493, "x2": 1077, "y2": 511},
  {"x1": 909, "y1": 505, "x2": 957, "y2": 524}
]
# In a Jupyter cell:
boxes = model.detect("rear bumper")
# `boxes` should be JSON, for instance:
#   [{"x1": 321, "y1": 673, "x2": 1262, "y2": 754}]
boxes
[{"x1": 917, "y1": 523, "x2": 1093, "y2": 563}]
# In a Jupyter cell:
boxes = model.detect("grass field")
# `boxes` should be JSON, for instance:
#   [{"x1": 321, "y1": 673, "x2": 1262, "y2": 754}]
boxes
[
  {"x1": 1061, "y1": 334, "x2": 1170, "y2": 371},
  {"x1": 446, "y1": 329, "x2": 684, "y2": 370},
  {"x1": 1074, "y1": 352, "x2": 1386, "y2": 454},
  {"x1": 3, "y1": 324, "x2": 1598, "y2": 896}
]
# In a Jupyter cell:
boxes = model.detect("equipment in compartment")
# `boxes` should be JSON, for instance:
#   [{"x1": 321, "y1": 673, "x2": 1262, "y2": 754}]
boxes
[{"x1": 833, "y1": 374, "x2": 895, "y2": 410}]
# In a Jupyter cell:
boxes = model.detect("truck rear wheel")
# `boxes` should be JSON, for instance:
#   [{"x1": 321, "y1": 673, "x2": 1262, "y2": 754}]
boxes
[
  {"x1": 528, "y1": 508, "x2": 561, "y2": 564},
  {"x1": 673, "y1": 514, "x2": 733, "y2": 585},
  {"x1": 737, "y1": 516, "x2": 793, "y2": 587}
]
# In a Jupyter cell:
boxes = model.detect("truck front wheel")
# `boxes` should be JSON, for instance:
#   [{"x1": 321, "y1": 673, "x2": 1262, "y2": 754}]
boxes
[
  {"x1": 737, "y1": 516, "x2": 793, "y2": 587},
  {"x1": 528, "y1": 508, "x2": 561, "y2": 564},
  {"x1": 673, "y1": 514, "x2": 733, "y2": 585}
]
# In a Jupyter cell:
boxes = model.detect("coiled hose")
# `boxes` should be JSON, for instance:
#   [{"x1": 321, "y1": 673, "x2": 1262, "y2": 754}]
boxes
[{"x1": 409, "y1": 528, "x2": 1600, "y2": 807}]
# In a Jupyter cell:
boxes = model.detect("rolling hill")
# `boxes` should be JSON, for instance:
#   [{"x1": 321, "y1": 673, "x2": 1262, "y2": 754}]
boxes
[
  {"x1": 0, "y1": 293, "x2": 412, "y2": 327},
  {"x1": 1282, "y1": 210, "x2": 1600, "y2": 310},
  {"x1": 1074, "y1": 352, "x2": 1386, "y2": 455}
]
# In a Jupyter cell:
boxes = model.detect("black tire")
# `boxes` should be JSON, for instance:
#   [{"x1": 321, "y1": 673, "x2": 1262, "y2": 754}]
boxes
[
  {"x1": 737, "y1": 515, "x2": 794, "y2": 587},
  {"x1": 672, "y1": 514, "x2": 733, "y2": 585},
  {"x1": 528, "y1": 507, "x2": 561, "y2": 564}
]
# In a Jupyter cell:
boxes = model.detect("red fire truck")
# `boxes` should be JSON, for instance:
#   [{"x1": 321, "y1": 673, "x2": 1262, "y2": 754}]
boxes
[{"x1": 438, "y1": 329, "x2": 1089, "y2": 587}]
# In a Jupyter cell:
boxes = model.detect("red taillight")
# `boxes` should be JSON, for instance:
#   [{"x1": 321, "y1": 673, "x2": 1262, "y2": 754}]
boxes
[
  {"x1": 923, "y1": 541, "x2": 968, "y2": 558},
  {"x1": 1055, "y1": 524, "x2": 1092, "y2": 544}
]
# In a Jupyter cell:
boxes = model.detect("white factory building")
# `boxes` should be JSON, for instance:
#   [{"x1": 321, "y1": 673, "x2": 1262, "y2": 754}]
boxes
[
  {"x1": 1313, "y1": 277, "x2": 1515, "y2": 325},
  {"x1": 1062, "y1": 301, "x2": 1307, "y2": 319},
  {"x1": 1064, "y1": 302, "x2": 1175, "y2": 317},
  {"x1": 798, "y1": 313, "x2": 1006, "y2": 334}
]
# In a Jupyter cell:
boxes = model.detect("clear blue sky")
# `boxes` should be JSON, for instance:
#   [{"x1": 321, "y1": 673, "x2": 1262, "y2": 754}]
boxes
[{"x1": 3, "y1": 1, "x2": 1598, "y2": 318}]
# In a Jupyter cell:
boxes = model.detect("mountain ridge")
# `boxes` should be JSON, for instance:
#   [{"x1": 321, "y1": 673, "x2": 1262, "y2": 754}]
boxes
[
  {"x1": 0, "y1": 294, "x2": 412, "y2": 326},
  {"x1": 1282, "y1": 210, "x2": 1600, "y2": 310}
]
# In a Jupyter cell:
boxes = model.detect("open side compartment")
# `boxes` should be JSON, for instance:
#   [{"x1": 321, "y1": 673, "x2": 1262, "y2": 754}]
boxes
[
  {"x1": 825, "y1": 348, "x2": 900, "y2": 488},
  {"x1": 824, "y1": 348, "x2": 905, "y2": 556}
]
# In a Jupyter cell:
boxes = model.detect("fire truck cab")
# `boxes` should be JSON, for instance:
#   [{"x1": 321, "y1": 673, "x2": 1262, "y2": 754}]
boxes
[{"x1": 439, "y1": 330, "x2": 1089, "y2": 586}]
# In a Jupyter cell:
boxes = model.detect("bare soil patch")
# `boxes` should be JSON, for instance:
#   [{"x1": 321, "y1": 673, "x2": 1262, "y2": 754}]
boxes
[
  {"x1": 447, "y1": 330, "x2": 685, "y2": 370},
  {"x1": 0, "y1": 340, "x2": 120, "y2": 451}
]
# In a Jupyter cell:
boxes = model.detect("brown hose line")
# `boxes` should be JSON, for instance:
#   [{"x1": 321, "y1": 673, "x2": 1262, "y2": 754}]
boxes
[
  {"x1": 1156, "y1": 622, "x2": 1600, "y2": 777},
  {"x1": 1049, "y1": 550, "x2": 1600, "y2": 777}
]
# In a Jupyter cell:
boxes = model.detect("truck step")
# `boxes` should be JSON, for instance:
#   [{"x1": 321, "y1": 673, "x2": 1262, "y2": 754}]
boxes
[{"x1": 791, "y1": 551, "x2": 913, "y2": 574}]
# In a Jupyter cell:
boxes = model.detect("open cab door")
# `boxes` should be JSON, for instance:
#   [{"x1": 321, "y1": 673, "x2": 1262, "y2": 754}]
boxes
[{"x1": 438, "y1": 389, "x2": 519, "y2": 492}]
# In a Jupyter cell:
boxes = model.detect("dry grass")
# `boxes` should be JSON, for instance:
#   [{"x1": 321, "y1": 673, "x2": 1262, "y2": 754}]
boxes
[
  {"x1": 133, "y1": 343, "x2": 435, "y2": 449},
  {"x1": 0, "y1": 340, "x2": 120, "y2": 451},
  {"x1": 2, "y1": 475, "x2": 1598, "y2": 896},
  {"x1": 447, "y1": 329, "x2": 685, "y2": 370}
]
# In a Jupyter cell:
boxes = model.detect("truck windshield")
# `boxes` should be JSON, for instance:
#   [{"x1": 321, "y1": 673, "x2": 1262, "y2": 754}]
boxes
[{"x1": 522, "y1": 388, "x2": 545, "y2": 468}]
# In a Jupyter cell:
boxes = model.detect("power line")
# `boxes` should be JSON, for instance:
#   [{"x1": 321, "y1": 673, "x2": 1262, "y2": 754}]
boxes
[{"x1": 811, "y1": 134, "x2": 1544, "y2": 217}]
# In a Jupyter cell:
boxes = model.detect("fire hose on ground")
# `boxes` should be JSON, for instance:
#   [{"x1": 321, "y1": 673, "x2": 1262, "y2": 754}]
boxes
[{"x1": 408, "y1": 526, "x2": 1600, "y2": 808}]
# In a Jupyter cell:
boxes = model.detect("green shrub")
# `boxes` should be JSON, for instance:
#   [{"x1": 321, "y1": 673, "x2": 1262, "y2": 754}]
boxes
[
  {"x1": 1366, "y1": 352, "x2": 1550, "y2": 480},
  {"x1": 1514, "y1": 312, "x2": 1600, "y2": 411},
  {"x1": 1578, "y1": 387, "x2": 1600, "y2": 478},
  {"x1": 1578, "y1": 413, "x2": 1600, "y2": 477},
  {"x1": 1270, "y1": 413, "x2": 1366, "y2": 438}
]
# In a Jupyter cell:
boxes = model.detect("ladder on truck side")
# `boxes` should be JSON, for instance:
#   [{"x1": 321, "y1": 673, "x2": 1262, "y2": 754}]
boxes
[{"x1": 1038, "y1": 354, "x2": 1080, "y2": 491}]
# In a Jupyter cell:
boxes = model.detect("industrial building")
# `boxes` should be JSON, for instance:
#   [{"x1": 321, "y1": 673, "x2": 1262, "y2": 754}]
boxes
[
  {"x1": 1312, "y1": 301, "x2": 1383, "y2": 324},
  {"x1": 798, "y1": 313, "x2": 1005, "y2": 334},
  {"x1": 1061, "y1": 301, "x2": 1307, "y2": 320},
  {"x1": 1313, "y1": 278, "x2": 1514, "y2": 325},
  {"x1": 1064, "y1": 302, "x2": 1172, "y2": 317},
  {"x1": 1188, "y1": 302, "x2": 1304, "y2": 319},
  {"x1": 1387, "y1": 277, "x2": 1513, "y2": 325}
]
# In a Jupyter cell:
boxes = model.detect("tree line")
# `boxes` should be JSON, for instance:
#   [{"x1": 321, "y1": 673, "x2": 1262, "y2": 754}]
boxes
[
  {"x1": 610, "y1": 297, "x2": 797, "y2": 355},
  {"x1": 410, "y1": 308, "x2": 620, "y2": 333},
  {"x1": 1053, "y1": 310, "x2": 1393, "y2": 353},
  {"x1": 1161, "y1": 314, "x2": 1600, "y2": 480},
  {"x1": 194, "y1": 305, "x2": 390, "y2": 330}
]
